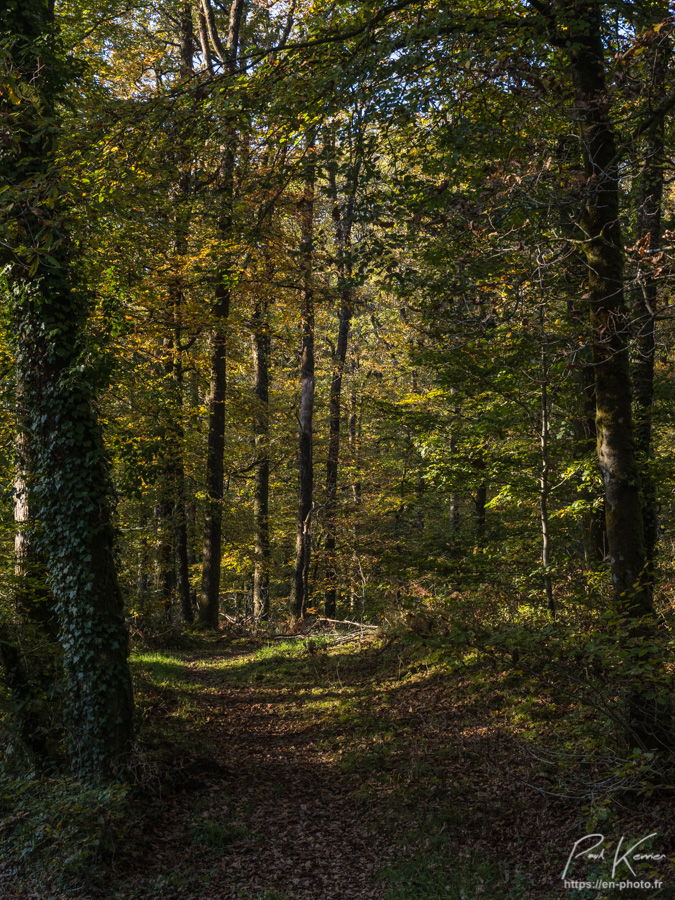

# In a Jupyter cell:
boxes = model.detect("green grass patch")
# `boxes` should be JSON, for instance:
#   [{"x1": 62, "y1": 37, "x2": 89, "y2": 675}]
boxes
[
  {"x1": 189, "y1": 817, "x2": 249, "y2": 850},
  {"x1": 131, "y1": 651, "x2": 194, "y2": 689}
]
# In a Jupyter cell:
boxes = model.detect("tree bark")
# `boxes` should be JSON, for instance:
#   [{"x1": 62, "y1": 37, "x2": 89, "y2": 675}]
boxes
[
  {"x1": 172, "y1": 3, "x2": 196, "y2": 626},
  {"x1": 199, "y1": 295, "x2": 229, "y2": 628},
  {"x1": 557, "y1": 0, "x2": 668, "y2": 749},
  {"x1": 348, "y1": 364, "x2": 362, "y2": 611},
  {"x1": 197, "y1": 0, "x2": 245, "y2": 628},
  {"x1": 537, "y1": 289, "x2": 554, "y2": 615},
  {"x1": 323, "y1": 141, "x2": 360, "y2": 619},
  {"x1": 290, "y1": 146, "x2": 316, "y2": 622},
  {"x1": 563, "y1": 0, "x2": 651, "y2": 616},
  {"x1": 632, "y1": 17, "x2": 668, "y2": 578},
  {"x1": 252, "y1": 297, "x2": 271, "y2": 621}
]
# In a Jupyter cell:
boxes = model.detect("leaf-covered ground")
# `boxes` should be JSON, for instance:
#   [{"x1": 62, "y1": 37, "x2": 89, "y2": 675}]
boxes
[{"x1": 2, "y1": 629, "x2": 673, "y2": 899}]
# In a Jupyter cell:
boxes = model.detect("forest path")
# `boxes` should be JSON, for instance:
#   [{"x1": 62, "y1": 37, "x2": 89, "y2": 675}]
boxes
[
  {"x1": 2, "y1": 632, "x2": 668, "y2": 899},
  {"x1": 128, "y1": 636, "x2": 395, "y2": 900},
  {"x1": 121, "y1": 631, "x2": 571, "y2": 900}
]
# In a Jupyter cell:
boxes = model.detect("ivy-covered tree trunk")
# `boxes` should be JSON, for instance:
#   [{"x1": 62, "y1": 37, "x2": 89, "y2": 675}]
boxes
[
  {"x1": 290, "y1": 148, "x2": 316, "y2": 622},
  {"x1": 252, "y1": 297, "x2": 271, "y2": 621},
  {"x1": 14, "y1": 374, "x2": 55, "y2": 634},
  {"x1": 1, "y1": 1, "x2": 134, "y2": 777}
]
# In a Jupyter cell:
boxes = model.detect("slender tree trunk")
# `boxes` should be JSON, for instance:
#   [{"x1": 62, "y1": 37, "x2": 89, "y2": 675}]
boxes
[
  {"x1": 537, "y1": 293, "x2": 554, "y2": 615},
  {"x1": 252, "y1": 297, "x2": 271, "y2": 621},
  {"x1": 324, "y1": 150, "x2": 359, "y2": 617},
  {"x1": 197, "y1": 0, "x2": 245, "y2": 629},
  {"x1": 632, "y1": 19, "x2": 668, "y2": 578},
  {"x1": 290, "y1": 147, "x2": 316, "y2": 621},
  {"x1": 475, "y1": 482, "x2": 487, "y2": 540},
  {"x1": 174, "y1": 354, "x2": 193, "y2": 624},
  {"x1": 199, "y1": 296, "x2": 229, "y2": 628},
  {"x1": 198, "y1": 149, "x2": 234, "y2": 629},
  {"x1": 348, "y1": 367, "x2": 362, "y2": 611},
  {"x1": 172, "y1": 5, "x2": 195, "y2": 625}
]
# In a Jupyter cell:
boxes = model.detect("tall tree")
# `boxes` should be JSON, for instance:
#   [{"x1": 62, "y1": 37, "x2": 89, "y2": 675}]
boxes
[
  {"x1": 632, "y1": 8, "x2": 670, "y2": 578},
  {"x1": 0, "y1": 0, "x2": 134, "y2": 776},
  {"x1": 290, "y1": 142, "x2": 316, "y2": 621},
  {"x1": 198, "y1": 0, "x2": 246, "y2": 628},
  {"x1": 541, "y1": 0, "x2": 668, "y2": 748},
  {"x1": 252, "y1": 292, "x2": 271, "y2": 621},
  {"x1": 323, "y1": 122, "x2": 362, "y2": 618}
]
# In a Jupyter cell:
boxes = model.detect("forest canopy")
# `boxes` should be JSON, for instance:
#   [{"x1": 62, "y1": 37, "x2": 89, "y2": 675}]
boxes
[{"x1": 1, "y1": 0, "x2": 675, "y2": 897}]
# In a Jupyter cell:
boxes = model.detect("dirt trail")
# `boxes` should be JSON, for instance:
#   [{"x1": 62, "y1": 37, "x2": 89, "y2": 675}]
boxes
[{"x1": 131, "y1": 646, "x2": 391, "y2": 900}]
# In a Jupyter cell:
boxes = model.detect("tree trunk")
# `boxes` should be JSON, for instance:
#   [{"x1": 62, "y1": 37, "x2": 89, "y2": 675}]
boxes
[
  {"x1": 559, "y1": 0, "x2": 668, "y2": 749},
  {"x1": 198, "y1": 151, "x2": 233, "y2": 629},
  {"x1": 564, "y1": 0, "x2": 650, "y2": 616},
  {"x1": 252, "y1": 297, "x2": 271, "y2": 621},
  {"x1": 290, "y1": 146, "x2": 316, "y2": 622},
  {"x1": 632, "y1": 16, "x2": 668, "y2": 578},
  {"x1": 475, "y1": 483, "x2": 487, "y2": 539},
  {"x1": 324, "y1": 144, "x2": 359, "y2": 618},
  {"x1": 537, "y1": 291, "x2": 554, "y2": 615},
  {"x1": 2, "y1": 0, "x2": 134, "y2": 778},
  {"x1": 199, "y1": 306, "x2": 229, "y2": 628},
  {"x1": 14, "y1": 375, "x2": 55, "y2": 635},
  {"x1": 197, "y1": 0, "x2": 245, "y2": 629},
  {"x1": 173, "y1": 2, "x2": 195, "y2": 626}
]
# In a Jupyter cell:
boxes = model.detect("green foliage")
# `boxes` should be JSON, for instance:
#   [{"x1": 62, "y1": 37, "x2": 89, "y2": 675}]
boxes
[
  {"x1": 381, "y1": 816, "x2": 532, "y2": 900},
  {"x1": 0, "y1": 770, "x2": 131, "y2": 888}
]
